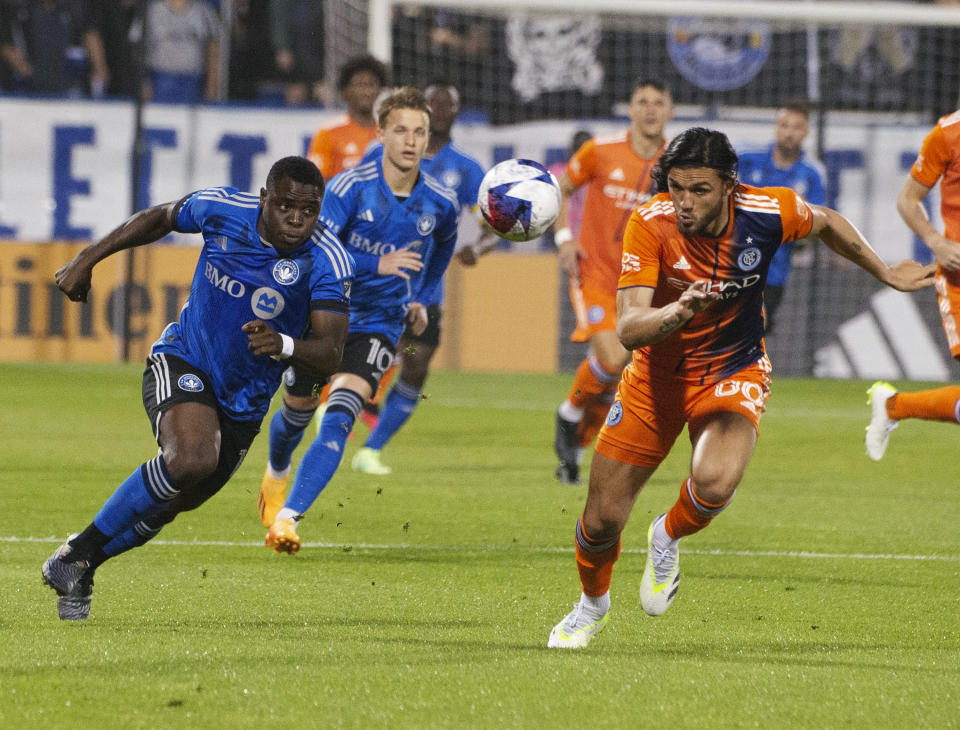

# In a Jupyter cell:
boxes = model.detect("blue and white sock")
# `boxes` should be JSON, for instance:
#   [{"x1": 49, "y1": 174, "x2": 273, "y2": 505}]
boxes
[
  {"x1": 364, "y1": 380, "x2": 421, "y2": 450},
  {"x1": 283, "y1": 389, "x2": 363, "y2": 516},
  {"x1": 92, "y1": 455, "x2": 178, "y2": 537},
  {"x1": 101, "y1": 521, "x2": 163, "y2": 559},
  {"x1": 268, "y1": 403, "x2": 316, "y2": 472}
]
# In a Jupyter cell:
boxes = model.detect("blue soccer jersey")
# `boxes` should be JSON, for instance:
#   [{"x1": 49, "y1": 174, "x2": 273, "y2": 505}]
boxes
[
  {"x1": 360, "y1": 142, "x2": 483, "y2": 305},
  {"x1": 152, "y1": 186, "x2": 354, "y2": 422},
  {"x1": 737, "y1": 146, "x2": 826, "y2": 286},
  {"x1": 321, "y1": 157, "x2": 459, "y2": 342}
]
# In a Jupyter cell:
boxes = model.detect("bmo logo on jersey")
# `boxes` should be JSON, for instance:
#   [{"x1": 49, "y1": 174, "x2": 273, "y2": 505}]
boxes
[
  {"x1": 204, "y1": 262, "x2": 246, "y2": 298},
  {"x1": 346, "y1": 231, "x2": 398, "y2": 255},
  {"x1": 251, "y1": 287, "x2": 285, "y2": 319}
]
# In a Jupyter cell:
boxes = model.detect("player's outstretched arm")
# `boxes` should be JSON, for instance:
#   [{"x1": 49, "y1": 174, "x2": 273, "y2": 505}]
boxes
[
  {"x1": 809, "y1": 205, "x2": 936, "y2": 292},
  {"x1": 377, "y1": 247, "x2": 423, "y2": 279},
  {"x1": 55, "y1": 202, "x2": 178, "y2": 302},
  {"x1": 242, "y1": 309, "x2": 349, "y2": 375},
  {"x1": 616, "y1": 280, "x2": 719, "y2": 350},
  {"x1": 897, "y1": 176, "x2": 960, "y2": 272}
]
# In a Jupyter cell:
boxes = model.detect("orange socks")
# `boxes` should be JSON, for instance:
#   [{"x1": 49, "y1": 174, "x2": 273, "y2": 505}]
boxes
[
  {"x1": 664, "y1": 478, "x2": 734, "y2": 540},
  {"x1": 575, "y1": 516, "x2": 621, "y2": 598},
  {"x1": 887, "y1": 386, "x2": 960, "y2": 424},
  {"x1": 566, "y1": 355, "x2": 620, "y2": 410}
]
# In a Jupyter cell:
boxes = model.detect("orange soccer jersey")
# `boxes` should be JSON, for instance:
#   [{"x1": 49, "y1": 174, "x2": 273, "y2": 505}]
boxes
[
  {"x1": 306, "y1": 114, "x2": 378, "y2": 182},
  {"x1": 910, "y1": 109, "x2": 960, "y2": 357},
  {"x1": 565, "y1": 132, "x2": 665, "y2": 295},
  {"x1": 619, "y1": 184, "x2": 815, "y2": 385}
]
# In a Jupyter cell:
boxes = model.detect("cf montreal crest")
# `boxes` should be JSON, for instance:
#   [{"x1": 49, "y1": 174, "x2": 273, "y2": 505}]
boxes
[
  {"x1": 178, "y1": 373, "x2": 204, "y2": 392},
  {"x1": 273, "y1": 259, "x2": 300, "y2": 285},
  {"x1": 417, "y1": 214, "x2": 436, "y2": 236}
]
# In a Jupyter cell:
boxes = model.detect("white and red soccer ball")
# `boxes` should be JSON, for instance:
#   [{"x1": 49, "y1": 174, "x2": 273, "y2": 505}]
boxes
[{"x1": 478, "y1": 158, "x2": 561, "y2": 242}]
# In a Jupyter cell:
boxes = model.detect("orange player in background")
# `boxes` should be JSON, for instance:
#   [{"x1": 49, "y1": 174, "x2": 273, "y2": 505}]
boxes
[
  {"x1": 306, "y1": 54, "x2": 388, "y2": 182},
  {"x1": 865, "y1": 108, "x2": 960, "y2": 460},
  {"x1": 547, "y1": 127, "x2": 935, "y2": 649},
  {"x1": 553, "y1": 78, "x2": 673, "y2": 485}
]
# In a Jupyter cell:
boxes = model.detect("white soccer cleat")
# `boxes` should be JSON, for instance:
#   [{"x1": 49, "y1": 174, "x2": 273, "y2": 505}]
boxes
[
  {"x1": 547, "y1": 599, "x2": 609, "y2": 649},
  {"x1": 351, "y1": 446, "x2": 392, "y2": 475},
  {"x1": 640, "y1": 514, "x2": 680, "y2": 616},
  {"x1": 865, "y1": 381, "x2": 899, "y2": 461}
]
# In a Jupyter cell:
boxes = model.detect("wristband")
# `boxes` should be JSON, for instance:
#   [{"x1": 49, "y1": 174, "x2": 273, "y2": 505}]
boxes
[
  {"x1": 554, "y1": 227, "x2": 573, "y2": 247},
  {"x1": 277, "y1": 333, "x2": 295, "y2": 359}
]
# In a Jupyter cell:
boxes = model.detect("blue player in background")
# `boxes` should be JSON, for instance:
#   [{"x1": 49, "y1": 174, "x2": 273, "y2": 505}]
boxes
[
  {"x1": 350, "y1": 82, "x2": 499, "y2": 475},
  {"x1": 258, "y1": 87, "x2": 460, "y2": 554},
  {"x1": 737, "y1": 100, "x2": 826, "y2": 333},
  {"x1": 42, "y1": 157, "x2": 353, "y2": 620}
]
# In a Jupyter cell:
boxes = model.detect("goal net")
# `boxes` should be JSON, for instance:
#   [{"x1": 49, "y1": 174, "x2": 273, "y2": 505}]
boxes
[{"x1": 342, "y1": 0, "x2": 960, "y2": 379}]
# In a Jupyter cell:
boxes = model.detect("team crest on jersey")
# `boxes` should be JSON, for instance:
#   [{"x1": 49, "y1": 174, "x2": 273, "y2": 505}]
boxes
[
  {"x1": 273, "y1": 259, "x2": 300, "y2": 285},
  {"x1": 738, "y1": 247, "x2": 762, "y2": 271},
  {"x1": 178, "y1": 373, "x2": 204, "y2": 392},
  {"x1": 417, "y1": 214, "x2": 436, "y2": 236},
  {"x1": 251, "y1": 286, "x2": 285, "y2": 319},
  {"x1": 605, "y1": 401, "x2": 623, "y2": 427},
  {"x1": 588, "y1": 305, "x2": 605, "y2": 324},
  {"x1": 441, "y1": 170, "x2": 462, "y2": 190}
]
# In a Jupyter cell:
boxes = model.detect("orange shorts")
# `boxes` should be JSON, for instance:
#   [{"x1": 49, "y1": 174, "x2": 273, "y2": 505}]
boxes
[
  {"x1": 569, "y1": 282, "x2": 617, "y2": 342},
  {"x1": 934, "y1": 267, "x2": 960, "y2": 360},
  {"x1": 595, "y1": 356, "x2": 772, "y2": 468}
]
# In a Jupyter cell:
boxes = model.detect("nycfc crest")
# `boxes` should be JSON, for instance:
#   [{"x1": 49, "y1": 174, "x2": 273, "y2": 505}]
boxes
[{"x1": 738, "y1": 247, "x2": 762, "y2": 271}]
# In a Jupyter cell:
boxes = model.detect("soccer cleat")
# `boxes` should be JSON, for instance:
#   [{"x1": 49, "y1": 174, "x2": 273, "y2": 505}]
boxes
[
  {"x1": 640, "y1": 514, "x2": 680, "y2": 616},
  {"x1": 554, "y1": 410, "x2": 581, "y2": 484},
  {"x1": 547, "y1": 600, "x2": 609, "y2": 649},
  {"x1": 258, "y1": 468, "x2": 290, "y2": 528},
  {"x1": 865, "y1": 381, "x2": 899, "y2": 461},
  {"x1": 58, "y1": 570, "x2": 95, "y2": 621},
  {"x1": 351, "y1": 446, "x2": 392, "y2": 475},
  {"x1": 555, "y1": 461, "x2": 581, "y2": 485},
  {"x1": 41, "y1": 536, "x2": 90, "y2": 597},
  {"x1": 265, "y1": 517, "x2": 301, "y2": 555}
]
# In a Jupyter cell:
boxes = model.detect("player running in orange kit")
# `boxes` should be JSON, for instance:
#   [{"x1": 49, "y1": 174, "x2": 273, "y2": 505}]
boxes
[
  {"x1": 547, "y1": 127, "x2": 935, "y2": 649},
  {"x1": 306, "y1": 54, "x2": 388, "y2": 182},
  {"x1": 865, "y1": 108, "x2": 960, "y2": 460},
  {"x1": 553, "y1": 78, "x2": 673, "y2": 485}
]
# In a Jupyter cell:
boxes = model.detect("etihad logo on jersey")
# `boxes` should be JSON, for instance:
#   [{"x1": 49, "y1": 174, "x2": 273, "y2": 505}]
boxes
[
  {"x1": 603, "y1": 184, "x2": 651, "y2": 210},
  {"x1": 666, "y1": 274, "x2": 762, "y2": 300},
  {"x1": 251, "y1": 286, "x2": 285, "y2": 319}
]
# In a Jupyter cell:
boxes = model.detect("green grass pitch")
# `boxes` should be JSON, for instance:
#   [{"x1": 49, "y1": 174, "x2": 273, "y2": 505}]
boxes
[{"x1": 1, "y1": 362, "x2": 957, "y2": 728}]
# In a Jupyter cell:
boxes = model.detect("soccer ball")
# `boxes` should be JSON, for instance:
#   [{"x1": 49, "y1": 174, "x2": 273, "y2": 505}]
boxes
[{"x1": 478, "y1": 158, "x2": 561, "y2": 242}]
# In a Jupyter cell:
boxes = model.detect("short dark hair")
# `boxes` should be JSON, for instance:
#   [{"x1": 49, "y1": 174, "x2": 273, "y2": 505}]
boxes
[
  {"x1": 337, "y1": 54, "x2": 389, "y2": 92},
  {"x1": 377, "y1": 86, "x2": 431, "y2": 128},
  {"x1": 780, "y1": 98, "x2": 812, "y2": 118},
  {"x1": 266, "y1": 156, "x2": 324, "y2": 194},
  {"x1": 632, "y1": 77, "x2": 671, "y2": 98},
  {"x1": 652, "y1": 127, "x2": 739, "y2": 192}
]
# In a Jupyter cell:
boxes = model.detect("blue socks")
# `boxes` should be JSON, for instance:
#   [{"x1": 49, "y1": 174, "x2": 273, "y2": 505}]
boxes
[
  {"x1": 284, "y1": 389, "x2": 364, "y2": 515},
  {"x1": 365, "y1": 380, "x2": 421, "y2": 450},
  {"x1": 93, "y1": 455, "x2": 177, "y2": 537},
  {"x1": 268, "y1": 403, "x2": 316, "y2": 472}
]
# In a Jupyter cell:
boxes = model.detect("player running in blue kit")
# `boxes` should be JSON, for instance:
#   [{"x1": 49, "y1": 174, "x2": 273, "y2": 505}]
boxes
[
  {"x1": 351, "y1": 82, "x2": 498, "y2": 475},
  {"x1": 736, "y1": 100, "x2": 826, "y2": 333},
  {"x1": 41, "y1": 157, "x2": 353, "y2": 621},
  {"x1": 258, "y1": 87, "x2": 460, "y2": 554}
]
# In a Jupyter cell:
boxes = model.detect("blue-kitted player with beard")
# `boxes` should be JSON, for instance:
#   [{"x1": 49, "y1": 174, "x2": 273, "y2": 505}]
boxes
[
  {"x1": 258, "y1": 87, "x2": 459, "y2": 554},
  {"x1": 42, "y1": 156, "x2": 353, "y2": 620}
]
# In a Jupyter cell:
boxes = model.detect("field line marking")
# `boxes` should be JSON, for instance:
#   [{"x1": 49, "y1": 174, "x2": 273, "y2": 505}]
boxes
[{"x1": 4, "y1": 535, "x2": 957, "y2": 562}]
